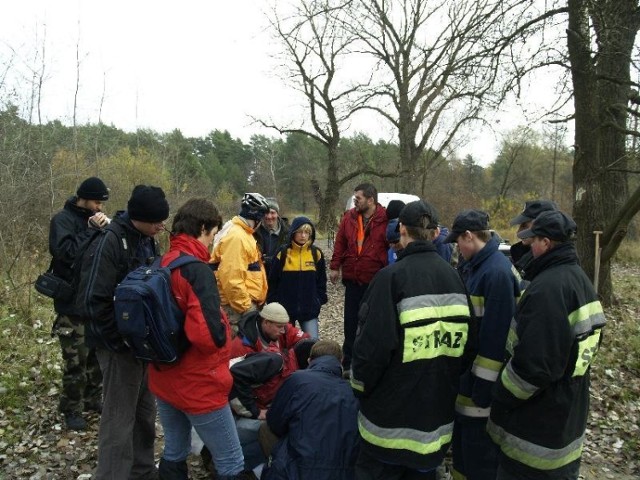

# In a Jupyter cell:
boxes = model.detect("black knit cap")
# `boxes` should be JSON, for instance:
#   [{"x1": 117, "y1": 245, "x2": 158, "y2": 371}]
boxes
[
  {"x1": 127, "y1": 185, "x2": 170, "y2": 223},
  {"x1": 77, "y1": 177, "x2": 109, "y2": 201}
]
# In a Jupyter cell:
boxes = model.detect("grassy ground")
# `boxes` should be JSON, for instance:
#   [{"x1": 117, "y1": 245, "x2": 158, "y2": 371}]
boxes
[{"x1": 0, "y1": 255, "x2": 639, "y2": 478}]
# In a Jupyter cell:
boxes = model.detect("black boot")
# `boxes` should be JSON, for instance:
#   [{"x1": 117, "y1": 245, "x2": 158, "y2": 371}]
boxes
[
  {"x1": 158, "y1": 458, "x2": 188, "y2": 480},
  {"x1": 63, "y1": 412, "x2": 87, "y2": 431}
]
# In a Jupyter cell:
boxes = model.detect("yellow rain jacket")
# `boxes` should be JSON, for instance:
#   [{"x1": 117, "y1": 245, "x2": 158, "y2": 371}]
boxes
[{"x1": 210, "y1": 216, "x2": 267, "y2": 313}]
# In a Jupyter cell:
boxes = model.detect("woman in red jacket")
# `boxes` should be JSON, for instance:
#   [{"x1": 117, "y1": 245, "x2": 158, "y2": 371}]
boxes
[{"x1": 148, "y1": 198, "x2": 250, "y2": 480}]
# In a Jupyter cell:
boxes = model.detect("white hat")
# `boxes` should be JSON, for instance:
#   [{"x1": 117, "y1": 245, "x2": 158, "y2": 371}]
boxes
[{"x1": 260, "y1": 303, "x2": 289, "y2": 324}]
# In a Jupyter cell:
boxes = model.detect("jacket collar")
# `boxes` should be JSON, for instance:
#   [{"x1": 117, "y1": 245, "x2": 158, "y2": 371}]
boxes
[
  {"x1": 348, "y1": 203, "x2": 387, "y2": 224},
  {"x1": 64, "y1": 196, "x2": 94, "y2": 219},
  {"x1": 232, "y1": 215, "x2": 257, "y2": 234},
  {"x1": 524, "y1": 242, "x2": 578, "y2": 280},
  {"x1": 169, "y1": 233, "x2": 210, "y2": 262},
  {"x1": 466, "y1": 237, "x2": 499, "y2": 270},
  {"x1": 308, "y1": 355, "x2": 343, "y2": 376},
  {"x1": 397, "y1": 240, "x2": 437, "y2": 260}
]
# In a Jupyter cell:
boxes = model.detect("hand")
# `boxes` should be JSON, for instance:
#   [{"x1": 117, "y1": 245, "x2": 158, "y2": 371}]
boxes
[
  {"x1": 89, "y1": 212, "x2": 110, "y2": 229},
  {"x1": 258, "y1": 409, "x2": 267, "y2": 420},
  {"x1": 329, "y1": 269, "x2": 340, "y2": 284}
]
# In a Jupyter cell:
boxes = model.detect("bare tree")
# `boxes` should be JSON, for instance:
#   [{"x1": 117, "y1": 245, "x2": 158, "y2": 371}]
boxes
[
  {"x1": 345, "y1": 0, "x2": 541, "y2": 192},
  {"x1": 259, "y1": 0, "x2": 392, "y2": 230}
]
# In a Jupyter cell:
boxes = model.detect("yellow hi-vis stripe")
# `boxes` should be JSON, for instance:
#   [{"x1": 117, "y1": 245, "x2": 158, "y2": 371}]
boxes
[
  {"x1": 358, "y1": 412, "x2": 452, "y2": 455},
  {"x1": 488, "y1": 420, "x2": 584, "y2": 471},
  {"x1": 399, "y1": 305, "x2": 470, "y2": 325}
]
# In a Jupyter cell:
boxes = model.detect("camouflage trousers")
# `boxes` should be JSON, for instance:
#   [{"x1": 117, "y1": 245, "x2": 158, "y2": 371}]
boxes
[{"x1": 52, "y1": 314, "x2": 103, "y2": 415}]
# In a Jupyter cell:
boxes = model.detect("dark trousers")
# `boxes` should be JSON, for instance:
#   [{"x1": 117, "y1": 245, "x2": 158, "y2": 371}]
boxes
[
  {"x1": 355, "y1": 448, "x2": 436, "y2": 480},
  {"x1": 95, "y1": 348, "x2": 156, "y2": 480},
  {"x1": 342, "y1": 280, "x2": 369, "y2": 369},
  {"x1": 452, "y1": 416, "x2": 499, "y2": 480},
  {"x1": 497, "y1": 454, "x2": 581, "y2": 480}
]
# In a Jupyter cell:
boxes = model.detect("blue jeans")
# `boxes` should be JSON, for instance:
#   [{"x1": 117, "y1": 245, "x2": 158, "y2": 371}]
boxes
[
  {"x1": 156, "y1": 398, "x2": 244, "y2": 476},
  {"x1": 299, "y1": 318, "x2": 319, "y2": 339},
  {"x1": 235, "y1": 417, "x2": 266, "y2": 469}
]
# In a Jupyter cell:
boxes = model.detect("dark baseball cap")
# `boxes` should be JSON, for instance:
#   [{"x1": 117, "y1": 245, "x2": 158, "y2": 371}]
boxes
[
  {"x1": 443, "y1": 209, "x2": 490, "y2": 243},
  {"x1": 510, "y1": 200, "x2": 558, "y2": 226},
  {"x1": 517, "y1": 210, "x2": 577, "y2": 242},
  {"x1": 396, "y1": 200, "x2": 439, "y2": 231}
]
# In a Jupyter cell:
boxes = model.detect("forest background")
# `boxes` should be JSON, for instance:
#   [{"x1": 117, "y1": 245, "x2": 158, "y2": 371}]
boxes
[
  {"x1": 1, "y1": 2, "x2": 640, "y2": 321},
  {"x1": 1, "y1": 1, "x2": 640, "y2": 477}
]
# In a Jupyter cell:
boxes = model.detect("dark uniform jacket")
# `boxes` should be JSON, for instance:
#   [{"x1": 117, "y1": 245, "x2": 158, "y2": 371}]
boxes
[
  {"x1": 77, "y1": 211, "x2": 159, "y2": 351},
  {"x1": 456, "y1": 238, "x2": 521, "y2": 417},
  {"x1": 48, "y1": 196, "x2": 98, "y2": 315},
  {"x1": 487, "y1": 243, "x2": 606, "y2": 477},
  {"x1": 264, "y1": 355, "x2": 360, "y2": 480},
  {"x1": 350, "y1": 240, "x2": 477, "y2": 471}
]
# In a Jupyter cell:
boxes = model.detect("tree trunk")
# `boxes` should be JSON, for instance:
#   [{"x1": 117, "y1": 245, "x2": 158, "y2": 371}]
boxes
[
  {"x1": 568, "y1": 0, "x2": 639, "y2": 304},
  {"x1": 317, "y1": 144, "x2": 342, "y2": 232}
]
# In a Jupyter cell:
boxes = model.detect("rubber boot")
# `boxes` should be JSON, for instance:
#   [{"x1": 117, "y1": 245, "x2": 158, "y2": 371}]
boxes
[{"x1": 158, "y1": 458, "x2": 188, "y2": 480}]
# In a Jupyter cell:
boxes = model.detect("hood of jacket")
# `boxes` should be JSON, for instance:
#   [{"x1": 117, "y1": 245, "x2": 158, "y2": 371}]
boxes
[
  {"x1": 288, "y1": 216, "x2": 316, "y2": 243},
  {"x1": 237, "y1": 310, "x2": 261, "y2": 345}
]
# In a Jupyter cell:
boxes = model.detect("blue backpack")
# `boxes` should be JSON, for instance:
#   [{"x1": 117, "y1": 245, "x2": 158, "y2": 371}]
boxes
[{"x1": 114, "y1": 255, "x2": 200, "y2": 363}]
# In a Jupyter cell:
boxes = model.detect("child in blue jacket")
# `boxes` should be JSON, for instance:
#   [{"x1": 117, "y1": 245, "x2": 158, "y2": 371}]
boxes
[{"x1": 267, "y1": 216, "x2": 327, "y2": 339}]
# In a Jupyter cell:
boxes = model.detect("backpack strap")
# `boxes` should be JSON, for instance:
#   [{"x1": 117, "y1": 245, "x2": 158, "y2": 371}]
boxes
[
  {"x1": 278, "y1": 245, "x2": 288, "y2": 267},
  {"x1": 166, "y1": 254, "x2": 201, "y2": 270},
  {"x1": 310, "y1": 245, "x2": 320, "y2": 265},
  {"x1": 278, "y1": 245, "x2": 321, "y2": 267}
]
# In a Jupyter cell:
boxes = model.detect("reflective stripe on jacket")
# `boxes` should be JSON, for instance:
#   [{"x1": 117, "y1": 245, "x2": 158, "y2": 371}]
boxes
[
  {"x1": 488, "y1": 242, "x2": 605, "y2": 475},
  {"x1": 351, "y1": 240, "x2": 477, "y2": 471}
]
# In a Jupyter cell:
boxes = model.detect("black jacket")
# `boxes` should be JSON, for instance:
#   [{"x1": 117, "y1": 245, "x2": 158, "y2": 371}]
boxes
[
  {"x1": 48, "y1": 197, "x2": 99, "y2": 315},
  {"x1": 488, "y1": 243, "x2": 606, "y2": 477},
  {"x1": 256, "y1": 217, "x2": 290, "y2": 272},
  {"x1": 77, "y1": 211, "x2": 160, "y2": 351},
  {"x1": 351, "y1": 240, "x2": 477, "y2": 471}
]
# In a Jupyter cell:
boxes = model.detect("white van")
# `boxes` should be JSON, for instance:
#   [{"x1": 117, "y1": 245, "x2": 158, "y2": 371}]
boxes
[{"x1": 345, "y1": 192, "x2": 420, "y2": 211}]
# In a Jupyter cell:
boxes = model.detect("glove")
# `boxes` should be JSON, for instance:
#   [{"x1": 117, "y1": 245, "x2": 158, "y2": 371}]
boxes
[{"x1": 471, "y1": 376, "x2": 495, "y2": 408}]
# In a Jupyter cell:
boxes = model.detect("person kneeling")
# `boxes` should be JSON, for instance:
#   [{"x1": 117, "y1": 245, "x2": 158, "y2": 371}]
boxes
[{"x1": 260, "y1": 340, "x2": 360, "y2": 480}]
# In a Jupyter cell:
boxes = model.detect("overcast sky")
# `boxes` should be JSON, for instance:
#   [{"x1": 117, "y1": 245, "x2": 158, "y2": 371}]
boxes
[{"x1": 1, "y1": 0, "x2": 567, "y2": 166}]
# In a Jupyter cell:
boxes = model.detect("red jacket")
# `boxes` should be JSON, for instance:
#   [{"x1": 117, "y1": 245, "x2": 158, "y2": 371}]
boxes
[
  {"x1": 148, "y1": 234, "x2": 233, "y2": 415},
  {"x1": 230, "y1": 310, "x2": 309, "y2": 358},
  {"x1": 330, "y1": 204, "x2": 389, "y2": 284}
]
